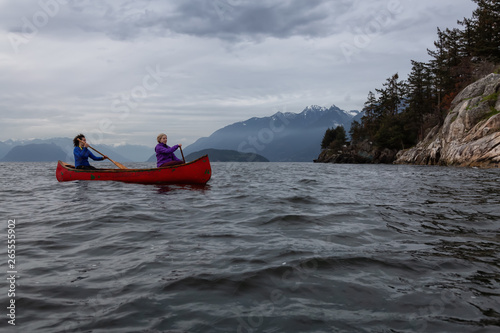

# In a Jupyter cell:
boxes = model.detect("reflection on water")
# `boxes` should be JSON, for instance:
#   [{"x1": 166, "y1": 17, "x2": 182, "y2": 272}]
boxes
[{"x1": 155, "y1": 183, "x2": 210, "y2": 194}]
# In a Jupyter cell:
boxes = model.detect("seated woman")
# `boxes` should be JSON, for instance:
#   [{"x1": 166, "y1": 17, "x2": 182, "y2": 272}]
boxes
[
  {"x1": 155, "y1": 133, "x2": 183, "y2": 167},
  {"x1": 73, "y1": 134, "x2": 108, "y2": 169}
]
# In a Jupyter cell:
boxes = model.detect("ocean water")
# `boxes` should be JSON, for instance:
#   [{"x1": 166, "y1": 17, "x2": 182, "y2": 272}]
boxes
[{"x1": 1, "y1": 161, "x2": 499, "y2": 333}]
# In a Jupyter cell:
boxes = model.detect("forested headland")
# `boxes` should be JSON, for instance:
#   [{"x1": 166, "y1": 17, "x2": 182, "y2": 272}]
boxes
[{"x1": 318, "y1": 0, "x2": 500, "y2": 164}]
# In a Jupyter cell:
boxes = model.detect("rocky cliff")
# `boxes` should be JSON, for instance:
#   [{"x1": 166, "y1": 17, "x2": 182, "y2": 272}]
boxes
[{"x1": 395, "y1": 73, "x2": 500, "y2": 168}]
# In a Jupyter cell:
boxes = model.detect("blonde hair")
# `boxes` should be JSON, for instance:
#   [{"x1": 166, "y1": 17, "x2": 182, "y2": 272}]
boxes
[{"x1": 157, "y1": 133, "x2": 167, "y2": 143}]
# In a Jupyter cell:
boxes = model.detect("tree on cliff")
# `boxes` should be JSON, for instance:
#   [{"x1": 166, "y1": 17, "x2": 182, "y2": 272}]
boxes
[
  {"x1": 348, "y1": 74, "x2": 410, "y2": 150},
  {"x1": 321, "y1": 126, "x2": 347, "y2": 151},
  {"x1": 345, "y1": 0, "x2": 500, "y2": 154},
  {"x1": 406, "y1": 60, "x2": 436, "y2": 141},
  {"x1": 461, "y1": 0, "x2": 500, "y2": 62}
]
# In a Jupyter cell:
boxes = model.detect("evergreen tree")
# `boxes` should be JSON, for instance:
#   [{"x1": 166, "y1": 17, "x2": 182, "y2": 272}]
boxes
[
  {"x1": 406, "y1": 60, "x2": 436, "y2": 140},
  {"x1": 468, "y1": 0, "x2": 500, "y2": 62},
  {"x1": 349, "y1": 120, "x2": 363, "y2": 142},
  {"x1": 360, "y1": 91, "x2": 379, "y2": 139},
  {"x1": 321, "y1": 127, "x2": 336, "y2": 149},
  {"x1": 321, "y1": 126, "x2": 347, "y2": 150},
  {"x1": 427, "y1": 28, "x2": 452, "y2": 115},
  {"x1": 375, "y1": 73, "x2": 408, "y2": 117}
]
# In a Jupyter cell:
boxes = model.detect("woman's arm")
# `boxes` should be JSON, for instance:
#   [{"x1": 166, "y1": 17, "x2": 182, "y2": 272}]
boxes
[
  {"x1": 88, "y1": 149, "x2": 104, "y2": 161},
  {"x1": 156, "y1": 144, "x2": 178, "y2": 154}
]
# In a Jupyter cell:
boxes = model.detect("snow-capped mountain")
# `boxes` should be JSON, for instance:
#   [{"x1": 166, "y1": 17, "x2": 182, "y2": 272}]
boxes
[{"x1": 184, "y1": 105, "x2": 363, "y2": 162}]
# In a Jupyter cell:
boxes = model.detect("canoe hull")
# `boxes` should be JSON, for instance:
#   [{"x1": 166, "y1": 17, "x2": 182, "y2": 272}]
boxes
[{"x1": 56, "y1": 155, "x2": 211, "y2": 185}]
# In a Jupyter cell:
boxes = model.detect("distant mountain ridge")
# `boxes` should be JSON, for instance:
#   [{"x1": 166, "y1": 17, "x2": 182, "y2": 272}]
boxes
[
  {"x1": 0, "y1": 137, "x2": 152, "y2": 162},
  {"x1": 0, "y1": 143, "x2": 67, "y2": 162},
  {"x1": 184, "y1": 105, "x2": 362, "y2": 162}
]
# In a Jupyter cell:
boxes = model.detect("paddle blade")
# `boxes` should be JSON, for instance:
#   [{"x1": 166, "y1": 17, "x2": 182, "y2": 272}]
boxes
[{"x1": 110, "y1": 159, "x2": 128, "y2": 169}]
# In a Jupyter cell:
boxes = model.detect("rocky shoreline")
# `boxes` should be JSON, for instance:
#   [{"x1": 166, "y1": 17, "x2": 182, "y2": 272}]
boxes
[{"x1": 395, "y1": 73, "x2": 500, "y2": 168}]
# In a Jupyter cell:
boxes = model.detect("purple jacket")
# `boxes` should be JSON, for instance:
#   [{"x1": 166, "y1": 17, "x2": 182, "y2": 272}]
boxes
[{"x1": 155, "y1": 143, "x2": 181, "y2": 167}]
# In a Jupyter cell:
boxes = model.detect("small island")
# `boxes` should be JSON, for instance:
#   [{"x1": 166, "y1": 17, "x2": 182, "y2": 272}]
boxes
[{"x1": 185, "y1": 149, "x2": 269, "y2": 162}]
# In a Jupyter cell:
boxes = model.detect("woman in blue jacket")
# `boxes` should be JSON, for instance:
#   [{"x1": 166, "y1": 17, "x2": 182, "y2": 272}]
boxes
[{"x1": 73, "y1": 134, "x2": 108, "y2": 169}]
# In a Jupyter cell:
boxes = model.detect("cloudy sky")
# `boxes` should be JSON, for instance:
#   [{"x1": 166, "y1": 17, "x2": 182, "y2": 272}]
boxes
[{"x1": 0, "y1": 0, "x2": 477, "y2": 147}]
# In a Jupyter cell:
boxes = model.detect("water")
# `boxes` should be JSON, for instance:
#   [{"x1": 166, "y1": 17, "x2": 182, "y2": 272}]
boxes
[{"x1": 1, "y1": 161, "x2": 499, "y2": 333}]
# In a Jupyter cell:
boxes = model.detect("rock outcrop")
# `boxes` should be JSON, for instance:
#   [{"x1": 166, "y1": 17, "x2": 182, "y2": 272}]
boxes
[
  {"x1": 395, "y1": 73, "x2": 500, "y2": 168},
  {"x1": 314, "y1": 140, "x2": 398, "y2": 164}
]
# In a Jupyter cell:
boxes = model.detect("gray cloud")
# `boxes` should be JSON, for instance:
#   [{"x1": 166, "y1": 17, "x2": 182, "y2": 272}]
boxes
[
  {"x1": 165, "y1": 0, "x2": 350, "y2": 40},
  {"x1": 3, "y1": 0, "x2": 357, "y2": 41},
  {"x1": 0, "y1": 0, "x2": 479, "y2": 146}
]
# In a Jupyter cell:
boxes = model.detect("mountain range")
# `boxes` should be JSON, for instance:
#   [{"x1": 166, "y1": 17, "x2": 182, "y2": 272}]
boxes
[
  {"x1": 0, "y1": 105, "x2": 361, "y2": 162},
  {"x1": 1, "y1": 143, "x2": 68, "y2": 162},
  {"x1": 183, "y1": 105, "x2": 362, "y2": 162},
  {"x1": 0, "y1": 137, "x2": 152, "y2": 163}
]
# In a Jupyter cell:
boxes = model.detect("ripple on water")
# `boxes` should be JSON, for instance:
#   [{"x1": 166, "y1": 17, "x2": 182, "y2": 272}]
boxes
[{"x1": 1, "y1": 162, "x2": 499, "y2": 332}]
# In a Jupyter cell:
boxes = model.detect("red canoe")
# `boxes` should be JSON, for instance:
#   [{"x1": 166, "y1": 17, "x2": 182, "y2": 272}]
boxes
[{"x1": 56, "y1": 155, "x2": 211, "y2": 185}]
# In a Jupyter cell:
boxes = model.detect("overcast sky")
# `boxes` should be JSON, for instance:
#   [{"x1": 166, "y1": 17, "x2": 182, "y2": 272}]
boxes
[{"x1": 0, "y1": 0, "x2": 478, "y2": 147}]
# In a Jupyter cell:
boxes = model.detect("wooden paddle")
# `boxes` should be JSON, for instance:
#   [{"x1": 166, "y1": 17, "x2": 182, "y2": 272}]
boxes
[
  {"x1": 78, "y1": 139, "x2": 128, "y2": 169},
  {"x1": 179, "y1": 146, "x2": 186, "y2": 164}
]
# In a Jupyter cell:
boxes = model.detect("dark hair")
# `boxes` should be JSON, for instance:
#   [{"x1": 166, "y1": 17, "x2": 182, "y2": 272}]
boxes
[{"x1": 73, "y1": 134, "x2": 85, "y2": 147}]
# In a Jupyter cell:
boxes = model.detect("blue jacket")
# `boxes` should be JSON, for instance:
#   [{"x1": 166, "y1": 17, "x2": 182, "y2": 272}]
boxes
[
  {"x1": 155, "y1": 143, "x2": 180, "y2": 167},
  {"x1": 74, "y1": 146, "x2": 104, "y2": 167}
]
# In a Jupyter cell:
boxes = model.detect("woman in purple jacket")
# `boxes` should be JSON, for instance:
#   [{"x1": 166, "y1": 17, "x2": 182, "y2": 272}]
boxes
[{"x1": 155, "y1": 133, "x2": 183, "y2": 167}]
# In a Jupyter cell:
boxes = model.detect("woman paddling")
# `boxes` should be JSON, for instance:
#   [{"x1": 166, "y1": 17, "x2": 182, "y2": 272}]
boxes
[
  {"x1": 155, "y1": 133, "x2": 183, "y2": 167},
  {"x1": 73, "y1": 134, "x2": 108, "y2": 169}
]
